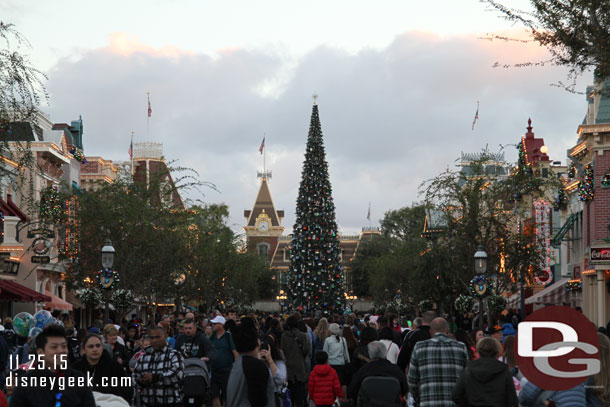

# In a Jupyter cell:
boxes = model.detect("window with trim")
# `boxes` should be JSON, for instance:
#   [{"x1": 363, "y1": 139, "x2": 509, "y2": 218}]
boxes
[
  {"x1": 257, "y1": 242, "x2": 270, "y2": 258},
  {"x1": 283, "y1": 249, "x2": 290, "y2": 261}
]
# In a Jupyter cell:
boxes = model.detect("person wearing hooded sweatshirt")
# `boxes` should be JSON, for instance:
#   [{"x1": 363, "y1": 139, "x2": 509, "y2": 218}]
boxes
[
  {"x1": 452, "y1": 337, "x2": 519, "y2": 407},
  {"x1": 308, "y1": 351, "x2": 342, "y2": 407}
]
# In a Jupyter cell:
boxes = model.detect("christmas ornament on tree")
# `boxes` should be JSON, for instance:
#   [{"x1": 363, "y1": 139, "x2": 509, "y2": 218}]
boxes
[
  {"x1": 602, "y1": 168, "x2": 610, "y2": 188},
  {"x1": 287, "y1": 101, "x2": 344, "y2": 313},
  {"x1": 578, "y1": 164, "x2": 595, "y2": 202}
]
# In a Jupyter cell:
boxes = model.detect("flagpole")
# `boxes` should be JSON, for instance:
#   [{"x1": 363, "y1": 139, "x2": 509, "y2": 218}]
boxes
[
  {"x1": 131, "y1": 131, "x2": 134, "y2": 178},
  {"x1": 146, "y1": 92, "x2": 150, "y2": 139},
  {"x1": 264, "y1": 133, "x2": 266, "y2": 176}
]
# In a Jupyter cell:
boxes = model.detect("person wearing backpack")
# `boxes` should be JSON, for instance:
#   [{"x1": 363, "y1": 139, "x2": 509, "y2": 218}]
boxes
[
  {"x1": 281, "y1": 314, "x2": 311, "y2": 407},
  {"x1": 348, "y1": 341, "x2": 407, "y2": 406},
  {"x1": 323, "y1": 323, "x2": 350, "y2": 400},
  {"x1": 209, "y1": 316, "x2": 238, "y2": 407},
  {"x1": 308, "y1": 351, "x2": 342, "y2": 407}
]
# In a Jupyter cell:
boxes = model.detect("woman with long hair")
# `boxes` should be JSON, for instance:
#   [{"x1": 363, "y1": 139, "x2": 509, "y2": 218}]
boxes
[
  {"x1": 72, "y1": 333, "x2": 132, "y2": 402},
  {"x1": 259, "y1": 334, "x2": 287, "y2": 407},
  {"x1": 455, "y1": 328, "x2": 477, "y2": 360},
  {"x1": 323, "y1": 323, "x2": 350, "y2": 400},
  {"x1": 312, "y1": 317, "x2": 330, "y2": 365},
  {"x1": 587, "y1": 332, "x2": 610, "y2": 406}
]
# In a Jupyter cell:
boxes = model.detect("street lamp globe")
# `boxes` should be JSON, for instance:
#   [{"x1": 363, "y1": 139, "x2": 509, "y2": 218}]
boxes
[
  {"x1": 474, "y1": 245, "x2": 487, "y2": 274},
  {"x1": 101, "y1": 239, "x2": 115, "y2": 269}
]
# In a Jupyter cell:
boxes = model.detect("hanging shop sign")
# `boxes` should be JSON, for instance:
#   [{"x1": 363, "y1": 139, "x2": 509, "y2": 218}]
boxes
[{"x1": 27, "y1": 228, "x2": 55, "y2": 239}]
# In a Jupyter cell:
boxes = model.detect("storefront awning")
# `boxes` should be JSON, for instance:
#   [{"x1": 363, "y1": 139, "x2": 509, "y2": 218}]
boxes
[
  {"x1": 0, "y1": 279, "x2": 51, "y2": 302},
  {"x1": 525, "y1": 278, "x2": 570, "y2": 305},
  {"x1": 44, "y1": 290, "x2": 73, "y2": 311}
]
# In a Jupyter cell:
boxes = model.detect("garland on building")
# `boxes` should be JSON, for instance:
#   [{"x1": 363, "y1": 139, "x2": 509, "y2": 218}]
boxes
[
  {"x1": 578, "y1": 164, "x2": 595, "y2": 202},
  {"x1": 602, "y1": 168, "x2": 610, "y2": 187},
  {"x1": 553, "y1": 188, "x2": 568, "y2": 211},
  {"x1": 568, "y1": 163, "x2": 576, "y2": 179},
  {"x1": 69, "y1": 146, "x2": 87, "y2": 164},
  {"x1": 39, "y1": 186, "x2": 63, "y2": 223},
  {"x1": 566, "y1": 280, "x2": 582, "y2": 292},
  {"x1": 287, "y1": 104, "x2": 344, "y2": 313}
]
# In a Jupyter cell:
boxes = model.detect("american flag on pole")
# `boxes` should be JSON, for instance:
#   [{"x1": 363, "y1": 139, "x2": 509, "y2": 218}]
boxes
[
  {"x1": 147, "y1": 94, "x2": 152, "y2": 118},
  {"x1": 128, "y1": 139, "x2": 133, "y2": 160},
  {"x1": 472, "y1": 101, "x2": 479, "y2": 130},
  {"x1": 259, "y1": 137, "x2": 265, "y2": 154}
]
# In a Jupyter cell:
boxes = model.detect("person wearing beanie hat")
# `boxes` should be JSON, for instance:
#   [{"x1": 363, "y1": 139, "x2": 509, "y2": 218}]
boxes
[{"x1": 323, "y1": 323, "x2": 350, "y2": 401}]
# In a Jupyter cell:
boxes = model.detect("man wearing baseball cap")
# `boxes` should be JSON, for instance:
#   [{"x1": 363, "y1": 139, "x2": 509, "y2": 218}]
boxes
[{"x1": 209, "y1": 315, "x2": 238, "y2": 407}]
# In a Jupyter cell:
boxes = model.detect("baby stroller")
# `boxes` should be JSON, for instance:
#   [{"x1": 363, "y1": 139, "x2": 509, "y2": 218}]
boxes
[{"x1": 183, "y1": 358, "x2": 210, "y2": 406}]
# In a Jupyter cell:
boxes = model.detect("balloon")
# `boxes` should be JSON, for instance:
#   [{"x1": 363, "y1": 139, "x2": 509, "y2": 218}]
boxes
[
  {"x1": 13, "y1": 312, "x2": 34, "y2": 337},
  {"x1": 33, "y1": 310, "x2": 53, "y2": 329},
  {"x1": 28, "y1": 327, "x2": 42, "y2": 339}
]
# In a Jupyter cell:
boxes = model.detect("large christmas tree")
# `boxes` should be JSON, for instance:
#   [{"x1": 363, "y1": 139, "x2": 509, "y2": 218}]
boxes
[{"x1": 287, "y1": 102, "x2": 344, "y2": 314}]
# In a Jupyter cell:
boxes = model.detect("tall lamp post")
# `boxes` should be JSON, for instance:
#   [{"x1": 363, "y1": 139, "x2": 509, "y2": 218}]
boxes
[
  {"x1": 101, "y1": 239, "x2": 115, "y2": 323},
  {"x1": 474, "y1": 246, "x2": 488, "y2": 330}
]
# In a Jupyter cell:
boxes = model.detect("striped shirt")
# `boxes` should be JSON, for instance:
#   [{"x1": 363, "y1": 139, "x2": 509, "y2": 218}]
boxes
[{"x1": 407, "y1": 333, "x2": 468, "y2": 407}]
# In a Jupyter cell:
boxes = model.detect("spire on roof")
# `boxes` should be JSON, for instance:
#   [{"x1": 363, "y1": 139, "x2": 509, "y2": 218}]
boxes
[{"x1": 525, "y1": 118, "x2": 534, "y2": 139}]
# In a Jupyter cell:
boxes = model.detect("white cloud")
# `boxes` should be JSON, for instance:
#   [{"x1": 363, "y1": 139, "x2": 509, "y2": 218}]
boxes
[{"x1": 43, "y1": 31, "x2": 588, "y2": 234}]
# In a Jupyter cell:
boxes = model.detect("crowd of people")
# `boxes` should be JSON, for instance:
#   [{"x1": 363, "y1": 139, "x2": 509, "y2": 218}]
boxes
[{"x1": 0, "y1": 308, "x2": 607, "y2": 406}]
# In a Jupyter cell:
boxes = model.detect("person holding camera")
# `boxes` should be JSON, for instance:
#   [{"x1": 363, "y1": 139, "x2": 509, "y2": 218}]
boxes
[{"x1": 259, "y1": 335, "x2": 287, "y2": 407}]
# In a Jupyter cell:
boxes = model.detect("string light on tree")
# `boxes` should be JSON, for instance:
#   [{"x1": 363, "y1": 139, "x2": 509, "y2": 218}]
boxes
[{"x1": 287, "y1": 98, "x2": 344, "y2": 314}]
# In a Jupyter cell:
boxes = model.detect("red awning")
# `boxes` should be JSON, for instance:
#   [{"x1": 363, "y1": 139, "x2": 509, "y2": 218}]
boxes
[
  {"x1": 0, "y1": 197, "x2": 28, "y2": 222},
  {"x1": 44, "y1": 290, "x2": 73, "y2": 311},
  {"x1": 0, "y1": 279, "x2": 51, "y2": 302}
]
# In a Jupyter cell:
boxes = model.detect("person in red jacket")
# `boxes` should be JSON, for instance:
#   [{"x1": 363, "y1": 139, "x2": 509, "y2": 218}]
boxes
[{"x1": 308, "y1": 351, "x2": 342, "y2": 407}]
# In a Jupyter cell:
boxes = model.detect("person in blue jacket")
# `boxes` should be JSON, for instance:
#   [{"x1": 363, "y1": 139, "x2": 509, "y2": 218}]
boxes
[{"x1": 519, "y1": 379, "x2": 586, "y2": 407}]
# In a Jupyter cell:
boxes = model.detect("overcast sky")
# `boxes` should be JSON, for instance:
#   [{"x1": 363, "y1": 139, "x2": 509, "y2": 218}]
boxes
[{"x1": 4, "y1": 0, "x2": 591, "y2": 234}]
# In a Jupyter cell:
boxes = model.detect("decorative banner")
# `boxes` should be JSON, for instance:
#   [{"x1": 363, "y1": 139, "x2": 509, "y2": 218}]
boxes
[{"x1": 534, "y1": 200, "x2": 552, "y2": 285}]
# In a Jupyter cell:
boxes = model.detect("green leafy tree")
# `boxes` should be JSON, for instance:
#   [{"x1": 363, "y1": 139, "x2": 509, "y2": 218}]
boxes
[{"x1": 287, "y1": 104, "x2": 343, "y2": 314}]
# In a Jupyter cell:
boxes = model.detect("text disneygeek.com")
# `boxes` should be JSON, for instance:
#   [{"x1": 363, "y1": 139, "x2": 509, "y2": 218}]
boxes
[{"x1": 5, "y1": 372, "x2": 132, "y2": 391}]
